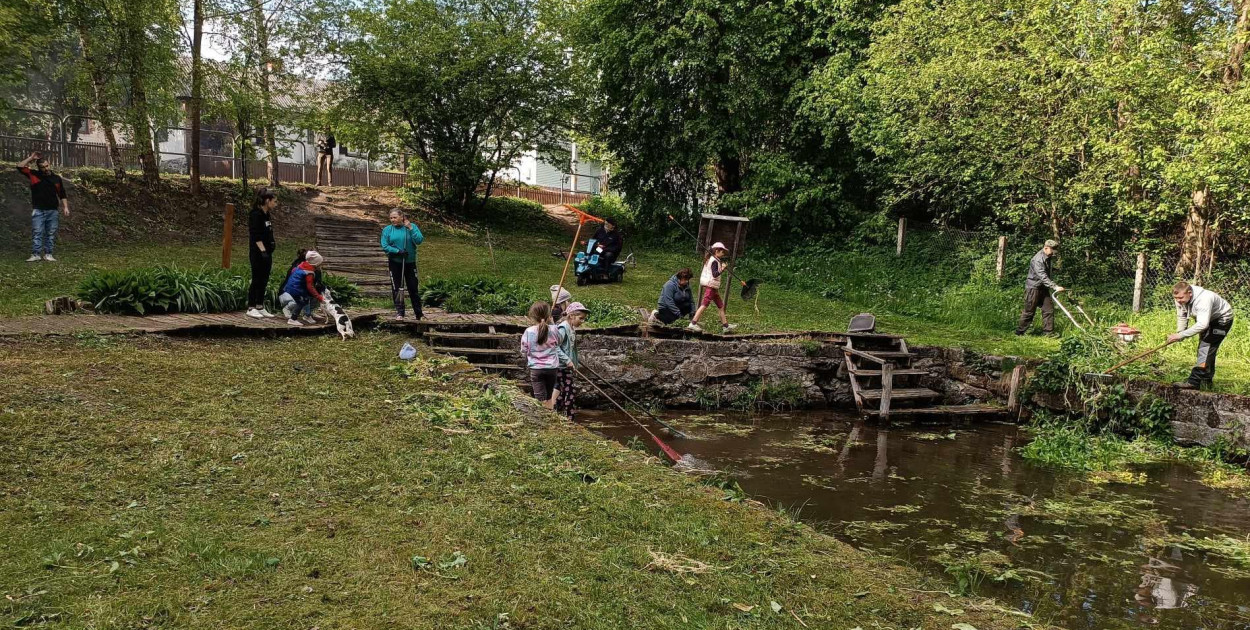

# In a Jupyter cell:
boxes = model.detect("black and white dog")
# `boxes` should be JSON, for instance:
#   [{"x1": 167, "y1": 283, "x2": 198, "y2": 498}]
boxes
[{"x1": 321, "y1": 289, "x2": 355, "y2": 340}]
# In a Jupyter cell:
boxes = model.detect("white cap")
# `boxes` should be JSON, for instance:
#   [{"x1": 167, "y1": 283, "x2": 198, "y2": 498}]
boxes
[
  {"x1": 305, "y1": 250, "x2": 324, "y2": 266},
  {"x1": 710, "y1": 242, "x2": 727, "y2": 252},
  {"x1": 550, "y1": 285, "x2": 571, "y2": 304}
]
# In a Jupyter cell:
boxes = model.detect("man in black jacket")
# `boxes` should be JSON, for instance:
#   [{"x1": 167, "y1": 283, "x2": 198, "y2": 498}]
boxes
[
  {"x1": 590, "y1": 217, "x2": 623, "y2": 266},
  {"x1": 17, "y1": 152, "x2": 70, "y2": 262},
  {"x1": 1015, "y1": 239, "x2": 1066, "y2": 335}
]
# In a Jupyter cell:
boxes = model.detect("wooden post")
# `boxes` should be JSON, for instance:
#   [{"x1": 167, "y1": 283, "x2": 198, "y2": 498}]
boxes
[
  {"x1": 1006, "y1": 364, "x2": 1025, "y2": 415},
  {"x1": 221, "y1": 202, "x2": 234, "y2": 268},
  {"x1": 722, "y1": 221, "x2": 745, "y2": 310},
  {"x1": 365, "y1": 152, "x2": 371, "y2": 187},
  {"x1": 1132, "y1": 252, "x2": 1146, "y2": 313},
  {"x1": 996, "y1": 236, "x2": 1007, "y2": 280},
  {"x1": 896, "y1": 218, "x2": 906, "y2": 256},
  {"x1": 878, "y1": 362, "x2": 893, "y2": 420},
  {"x1": 553, "y1": 219, "x2": 586, "y2": 310}
]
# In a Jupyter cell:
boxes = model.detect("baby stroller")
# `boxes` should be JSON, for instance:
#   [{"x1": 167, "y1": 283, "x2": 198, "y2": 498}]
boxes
[{"x1": 574, "y1": 238, "x2": 628, "y2": 285}]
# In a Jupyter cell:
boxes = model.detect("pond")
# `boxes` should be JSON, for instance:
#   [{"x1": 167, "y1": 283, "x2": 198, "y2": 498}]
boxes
[{"x1": 582, "y1": 410, "x2": 1250, "y2": 630}]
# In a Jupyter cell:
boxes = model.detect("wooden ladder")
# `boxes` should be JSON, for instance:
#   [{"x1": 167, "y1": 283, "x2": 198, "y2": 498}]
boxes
[
  {"x1": 425, "y1": 323, "x2": 525, "y2": 374},
  {"x1": 843, "y1": 336, "x2": 941, "y2": 420}
]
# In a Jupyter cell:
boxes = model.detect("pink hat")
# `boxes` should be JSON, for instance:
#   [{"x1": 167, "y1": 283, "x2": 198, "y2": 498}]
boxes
[
  {"x1": 565, "y1": 301, "x2": 589, "y2": 314},
  {"x1": 710, "y1": 242, "x2": 727, "y2": 252}
]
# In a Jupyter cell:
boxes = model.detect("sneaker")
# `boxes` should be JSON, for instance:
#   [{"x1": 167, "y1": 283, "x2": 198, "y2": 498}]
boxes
[
  {"x1": 1172, "y1": 381, "x2": 1197, "y2": 390},
  {"x1": 282, "y1": 302, "x2": 298, "y2": 320},
  {"x1": 43, "y1": 254, "x2": 56, "y2": 262},
  {"x1": 723, "y1": 323, "x2": 738, "y2": 333},
  {"x1": 394, "y1": 314, "x2": 405, "y2": 321},
  {"x1": 299, "y1": 315, "x2": 318, "y2": 324},
  {"x1": 260, "y1": 309, "x2": 277, "y2": 318},
  {"x1": 246, "y1": 308, "x2": 264, "y2": 319},
  {"x1": 648, "y1": 310, "x2": 659, "y2": 325},
  {"x1": 686, "y1": 323, "x2": 703, "y2": 332},
  {"x1": 286, "y1": 318, "x2": 304, "y2": 327},
  {"x1": 26, "y1": 254, "x2": 41, "y2": 262}
]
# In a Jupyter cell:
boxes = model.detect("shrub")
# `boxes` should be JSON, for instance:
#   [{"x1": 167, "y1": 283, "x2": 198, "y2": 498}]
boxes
[
  {"x1": 420, "y1": 276, "x2": 542, "y2": 316},
  {"x1": 581, "y1": 299, "x2": 639, "y2": 327},
  {"x1": 578, "y1": 194, "x2": 634, "y2": 231},
  {"x1": 79, "y1": 265, "x2": 361, "y2": 315},
  {"x1": 79, "y1": 265, "x2": 249, "y2": 315}
]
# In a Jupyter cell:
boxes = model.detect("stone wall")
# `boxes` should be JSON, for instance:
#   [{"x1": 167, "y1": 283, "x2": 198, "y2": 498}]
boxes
[
  {"x1": 922, "y1": 346, "x2": 1250, "y2": 448},
  {"x1": 576, "y1": 334, "x2": 852, "y2": 408}
]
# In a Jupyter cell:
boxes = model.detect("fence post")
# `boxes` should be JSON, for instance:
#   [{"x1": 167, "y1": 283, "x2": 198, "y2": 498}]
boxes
[
  {"x1": 1133, "y1": 252, "x2": 1146, "y2": 313},
  {"x1": 222, "y1": 203, "x2": 234, "y2": 269},
  {"x1": 879, "y1": 362, "x2": 893, "y2": 420},
  {"x1": 365, "y1": 152, "x2": 371, "y2": 187},
  {"x1": 996, "y1": 236, "x2": 1007, "y2": 280},
  {"x1": 896, "y1": 218, "x2": 906, "y2": 256}
]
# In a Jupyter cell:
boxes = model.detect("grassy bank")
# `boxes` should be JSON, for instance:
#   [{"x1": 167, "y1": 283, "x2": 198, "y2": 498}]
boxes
[
  {"x1": 0, "y1": 332, "x2": 1028, "y2": 628},
  {"x1": 4, "y1": 220, "x2": 1246, "y2": 393}
]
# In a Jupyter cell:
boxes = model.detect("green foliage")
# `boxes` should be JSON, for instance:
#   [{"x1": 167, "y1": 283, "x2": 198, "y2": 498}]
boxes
[
  {"x1": 78, "y1": 265, "x2": 248, "y2": 315},
  {"x1": 420, "y1": 277, "x2": 543, "y2": 316},
  {"x1": 78, "y1": 265, "x2": 360, "y2": 315},
  {"x1": 580, "y1": 299, "x2": 637, "y2": 327},
  {"x1": 577, "y1": 194, "x2": 635, "y2": 232},
  {"x1": 337, "y1": 0, "x2": 573, "y2": 212},
  {"x1": 696, "y1": 378, "x2": 808, "y2": 411}
]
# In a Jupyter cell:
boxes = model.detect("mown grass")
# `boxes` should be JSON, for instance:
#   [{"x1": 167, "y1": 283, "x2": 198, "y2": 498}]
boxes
[{"x1": 0, "y1": 332, "x2": 1028, "y2": 629}]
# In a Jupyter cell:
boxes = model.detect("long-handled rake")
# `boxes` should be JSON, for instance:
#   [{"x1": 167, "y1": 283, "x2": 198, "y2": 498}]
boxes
[
  {"x1": 570, "y1": 364, "x2": 685, "y2": 463},
  {"x1": 1087, "y1": 339, "x2": 1176, "y2": 380},
  {"x1": 1050, "y1": 291, "x2": 1085, "y2": 332},
  {"x1": 578, "y1": 362, "x2": 687, "y2": 438}
]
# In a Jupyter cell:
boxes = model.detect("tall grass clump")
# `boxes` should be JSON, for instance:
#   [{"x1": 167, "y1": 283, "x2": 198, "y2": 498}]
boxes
[{"x1": 79, "y1": 265, "x2": 249, "y2": 315}]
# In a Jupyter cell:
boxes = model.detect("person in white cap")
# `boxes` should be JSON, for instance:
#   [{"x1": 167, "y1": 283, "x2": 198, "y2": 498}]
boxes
[
  {"x1": 278, "y1": 250, "x2": 328, "y2": 326},
  {"x1": 550, "y1": 285, "x2": 573, "y2": 322},
  {"x1": 689, "y1": 242, "x2": 735, "y2": 333}
]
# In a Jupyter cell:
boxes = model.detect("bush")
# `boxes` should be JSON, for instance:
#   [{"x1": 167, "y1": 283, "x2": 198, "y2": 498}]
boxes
[
  {"x1": 79, "y1": 265, "x2": 361, "y2": 315},
  {"x1": 578, "y1": 194, "x2": 634, "y2": 232},
  {"x1": 79, "y1": 265, "x2": 249, "y2": 315},
  {"x1": 581, "y1": 299, "x2": 639, "y2": 327},
  {"x1": 420, "y1": 276, "x2": 543, "y2": 316}
]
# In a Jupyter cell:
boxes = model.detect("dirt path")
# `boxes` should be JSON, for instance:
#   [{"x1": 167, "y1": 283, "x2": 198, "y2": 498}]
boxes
[
  {"x1": 302, "y1": 187, "x2": 403, "y2": 223},
  {"x1": 542, "y1": 203, "x2": 581, "y2": 234}
]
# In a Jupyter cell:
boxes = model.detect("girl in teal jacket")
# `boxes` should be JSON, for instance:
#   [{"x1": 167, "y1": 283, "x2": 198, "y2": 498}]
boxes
[{"x1": 380, "y1": 208, "x2": 424, "y2": 319}]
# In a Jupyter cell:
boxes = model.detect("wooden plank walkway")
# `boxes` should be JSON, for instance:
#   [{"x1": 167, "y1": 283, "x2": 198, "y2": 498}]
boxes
[
  {"x1": 314, "y1": 216, "x2": 392, "y2": 297},
  {"x1": 0, "y1": 309, "x2": 390, "y2": 337}
]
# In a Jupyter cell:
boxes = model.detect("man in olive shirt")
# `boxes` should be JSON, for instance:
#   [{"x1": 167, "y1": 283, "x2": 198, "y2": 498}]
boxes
[{"x1": 1015, "y1": 239, "x2": 1066, "y2": 335}]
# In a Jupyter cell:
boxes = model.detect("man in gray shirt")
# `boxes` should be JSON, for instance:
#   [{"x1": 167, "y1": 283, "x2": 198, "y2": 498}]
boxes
[
  {"x1": 1168, "y1": 281, "x2": 1234, "y2": 389},
  {"x1": 1015, "y1": 239, "x2": 1066, "y2": 335}
]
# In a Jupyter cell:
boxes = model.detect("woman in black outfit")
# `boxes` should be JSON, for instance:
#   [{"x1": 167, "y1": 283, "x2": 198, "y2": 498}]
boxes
[{"x1": 246, "y1": 190, "x2": 278, "y2": 319}]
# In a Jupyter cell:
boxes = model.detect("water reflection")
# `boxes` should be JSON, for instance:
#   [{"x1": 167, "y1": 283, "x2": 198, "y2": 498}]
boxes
[{"x1": 584, "y1": 410, "x2": 1250, "y2": 630}]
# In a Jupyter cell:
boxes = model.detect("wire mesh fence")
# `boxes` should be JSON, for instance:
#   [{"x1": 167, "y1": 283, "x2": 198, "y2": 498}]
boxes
[{"x1": 903, "y1": 220, "x2": 1250, "y2": 314}]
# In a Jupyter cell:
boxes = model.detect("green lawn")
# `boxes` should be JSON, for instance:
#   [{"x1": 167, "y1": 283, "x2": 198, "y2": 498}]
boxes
[
  {"x1": 2, "y1": 224, "x2": 1246, "y2": 393},
  {"x1": 0, "y1": 333, "x2": 1029, "y2": 629}
]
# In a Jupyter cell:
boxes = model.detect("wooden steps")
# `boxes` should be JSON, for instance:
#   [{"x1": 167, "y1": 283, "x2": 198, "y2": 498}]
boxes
[
  {"x1": 858, "y1": 388, "x2": 942, "y2": 401},
  {"x1": 427, "y1": 332, "x2": 516, "y2": 340},
  {"x1": 430, "y1": 346, "x2": 515, "y2": 355},
  {"x1": 841, "y1": 328, "x2": 1003, "y2": 421}
]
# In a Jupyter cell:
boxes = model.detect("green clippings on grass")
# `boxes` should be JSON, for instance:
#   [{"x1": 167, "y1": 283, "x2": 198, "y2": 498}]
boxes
[{"x1": 0, "y1": 333, "x2": 1032, "y2": 629}]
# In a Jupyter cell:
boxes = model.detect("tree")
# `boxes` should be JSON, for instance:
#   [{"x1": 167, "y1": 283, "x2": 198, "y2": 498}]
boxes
[
  {"x1": 566, "y1": 0, "x2": 815, "y2": 214},
  {"x1": 336, "y1": 0, "x2": 573, "y2": 212}
]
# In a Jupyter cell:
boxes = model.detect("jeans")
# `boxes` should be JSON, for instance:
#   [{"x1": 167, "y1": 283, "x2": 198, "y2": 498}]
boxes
[
  {"x1": 31, "y1": 208, "x2": 59, "y2": 255},
  {"x1": 1189, "y1": 316, "x2": 1233, "y2": 386},
  {"x1": 1016, "y1": 287, "x2": 1055, "y2": 334},
  {"x1": 279, "y1": 292, "x2": 310, "y2": 319}
]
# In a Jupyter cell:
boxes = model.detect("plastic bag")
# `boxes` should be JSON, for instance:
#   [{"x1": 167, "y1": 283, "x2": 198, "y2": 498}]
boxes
[{"x1": 399, "y1": 343, "x2": 417, "y2": 361}]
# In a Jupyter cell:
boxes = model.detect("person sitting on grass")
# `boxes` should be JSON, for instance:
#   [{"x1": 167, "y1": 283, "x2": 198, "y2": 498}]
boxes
[
  {"x1": 550, "y1": 285, "x2": 573, "y2": 322},
  {"x1": 278, "y1": 251, "x2": 328, "y2": 326},
  {"x1": 283, "y1": 249, "x2": 325, "y2": 324},
  {"x1": 520, "y1": 301, "x2": 561, "y2": 408},
  {"x1": 650, "y1": 267, "x2": 694, "y2": 326},
  {"x1": 688, "y1": 243, "x2": 735, "y2": 333},
  {"x1": 554, "y1": 302, "x2": 589, "y2": 420}
]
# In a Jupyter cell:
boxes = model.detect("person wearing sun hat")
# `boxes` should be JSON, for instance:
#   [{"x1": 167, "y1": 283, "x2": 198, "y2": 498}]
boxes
[
  {"x1": 553, "y1": 301, "x2": 588, "y2": 419},
  {"x1": 689, "y1": 242, "x2": 735, "y2": 333},
  {"x1": 550, "y1": 284, "x2": 573, "y2": 322}
]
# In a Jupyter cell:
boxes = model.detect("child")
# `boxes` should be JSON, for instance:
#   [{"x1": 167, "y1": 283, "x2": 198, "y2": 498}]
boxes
[
  {"x1": 279, "y1": 251, "x2": 328, "y2": 326},
  {"x1": 284, "y1": 248, "x2": 324, "y2": 323},
  {"x1": 520, "y1": 301, "x2": 561, "y2": 408},
  {"x1": 554, "y1": 302, "x2": 589, "y2": 419},
  {"x1": 550, "y1": 285, "x2": 573, "y2": 322},
  {"x1": 689, "y1": 242, "x2": 735, "y2": 333}
]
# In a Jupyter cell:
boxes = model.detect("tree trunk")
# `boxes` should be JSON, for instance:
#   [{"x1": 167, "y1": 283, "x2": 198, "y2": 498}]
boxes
[
  {"x1": 1224, "y1": 0, "x2": 1249, "y2": 86},
  {"x1": 1178, "y1": 0, "x2": 1247, "y2": 274},
  {"x1": 129, "y1": 70, "x2": 161, "y2": 186},
  {"x1": 714, "y1": 154, "x2": 742, "y2": 195},
  {"x1": 238, "y1": 118, "x2": 251, "y2": 191},
  {"x1": 189, "y1": 0, "x2": 204, "y2": 195},
  {"x1": 1175, "y1": 186, "x2": 1210, "y2": 278},
  {"x1": 76, "y1": 24, "x2": 125, "y2": 181},
  {"x1": 255, "y1": 4, "x2": 279, "y2": 188}
]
